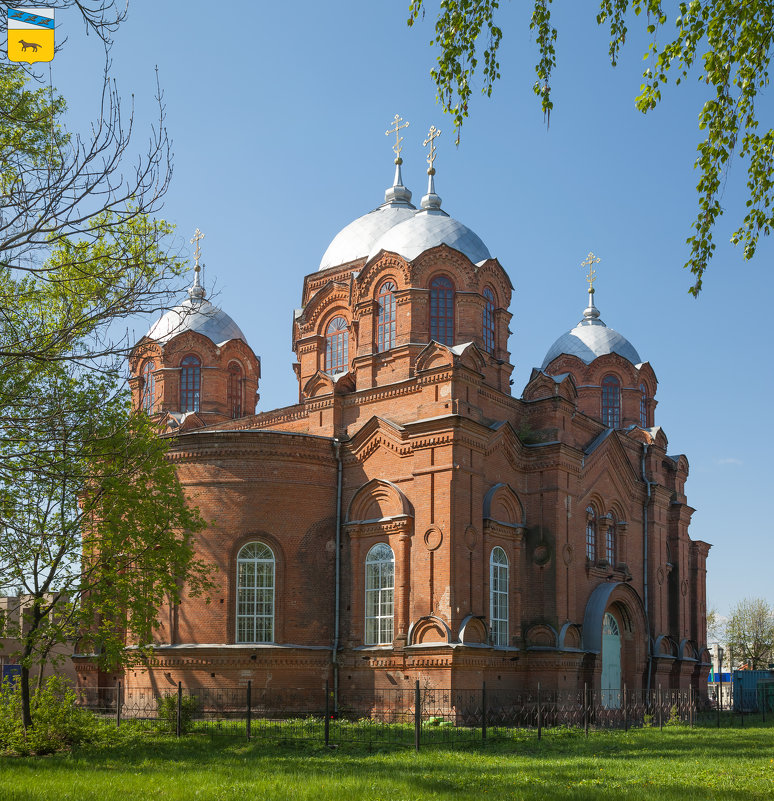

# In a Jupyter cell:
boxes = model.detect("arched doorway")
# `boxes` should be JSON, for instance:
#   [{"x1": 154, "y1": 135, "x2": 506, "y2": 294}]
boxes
[{"x1": 601, "y1": 612, "x2": 621, "y2": 708}]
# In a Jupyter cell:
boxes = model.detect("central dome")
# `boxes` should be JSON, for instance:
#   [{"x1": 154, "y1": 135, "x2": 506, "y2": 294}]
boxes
[
  {"x1": 319, "y1": 164, "x2": 416, "y2": 271},
  {"x1": 319, "y1": 160, "x2": 491, "y2": 270},
  {"x1": 369, "y1": 205, "x2": 490, "y2": 264}
]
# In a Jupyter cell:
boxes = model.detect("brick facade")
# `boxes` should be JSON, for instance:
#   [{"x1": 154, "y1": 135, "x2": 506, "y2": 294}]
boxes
[{"x1": 76, "y1": 199, "x2": 711, "y2": 704}]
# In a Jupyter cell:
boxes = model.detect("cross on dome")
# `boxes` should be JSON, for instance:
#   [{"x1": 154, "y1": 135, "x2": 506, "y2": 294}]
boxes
[
  {"x1": 189, "y1": 228, "x2": 206, "y2": 301},
  {"x1": 386, "y1": 114, "x2": 409, "y2": 165},
  {"x1": 421, "y1": 125, "x2": 442, "y2": 211}
]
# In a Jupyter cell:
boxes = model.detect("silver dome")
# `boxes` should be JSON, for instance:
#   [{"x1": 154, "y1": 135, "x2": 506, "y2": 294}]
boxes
[
  {"x1": 542, "y1": 295, "x2": 641, "y2": 368},
  {"x1": 319, "y1": 203, "x2": 416, "y2": 271},
  {"x1": 146, "y1": 297, "x2": 246, "y2": 345},
  {"x1": 319, "y1": 163, "x2": 416, "y2": 271},
  {"x1": 368, "y1": 207, "x2": 491, "y2": 264}
]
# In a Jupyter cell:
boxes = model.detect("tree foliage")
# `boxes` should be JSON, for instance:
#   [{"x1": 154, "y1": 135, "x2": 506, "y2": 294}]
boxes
[
  {"x1": 407, "y1": 0, "x2": 774, "y2": 294},
  {"x1": 725, "y1": 597, "x2": 774, "y2": 670},
  {"x1": 0, "y1": 2, "x2": 209, "y2": 729}
]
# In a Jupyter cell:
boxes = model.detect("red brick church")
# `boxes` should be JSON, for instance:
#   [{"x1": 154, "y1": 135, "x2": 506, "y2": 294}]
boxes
[{"x1": 83, "y1": 129, "x2": 711, "y2": 702}]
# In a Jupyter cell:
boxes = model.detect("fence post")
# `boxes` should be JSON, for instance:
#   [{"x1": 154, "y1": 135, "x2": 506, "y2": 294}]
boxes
[
  {"x1": 762, "y1": 689, "x2": 766, "y2": 724},
  {"x1": 482, "y1": 681, "x2": 487, "y2": 741},
  {"x1": 689, "y1": 685, "x2": 693, "y2": 729},
  {"x1": 246, "y1": 680, "x2": 252, "y2": 742},
  {"x1": 176, "y1": 682, "x2": 182, "y2": 738},
  {"x1": 324, "y1": 680, "x2": 330, "y2": 747},
  {"x1": 623, "y1": 684, "x2": 628, "y2": 732},
  {"x1": 584, "y1": 683, "x2": 589, "y2": 738},
  {"x1": 658, "y1": 685, "x2": 663, "y2": 731},
  {"x1": 537, "y1": 682, "x2": 542, "y2": 740},
  {"x1": 414, "y1": 680, "x2": 421, "y2": 752},
  {"x1": 116, "y1": 681, "x2": 121, "y2": 729}
]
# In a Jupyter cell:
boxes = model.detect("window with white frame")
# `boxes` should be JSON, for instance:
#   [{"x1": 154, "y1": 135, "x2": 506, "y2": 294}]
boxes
[
  {"x1": 606, "y1": 515, "x2": 616, "y2": 566},
  {"x1": 236, "y1": 542, "x2": 275, "y2": 643},
  {"x1": 365, "y1": 543, "x2": 394, "y2": 645},
  {"x1": 586, "y1": 506, "x2": 597, "y2": 561},
  {"x1": 490, "y1": 546, "x2": 509, "y2": 646}
]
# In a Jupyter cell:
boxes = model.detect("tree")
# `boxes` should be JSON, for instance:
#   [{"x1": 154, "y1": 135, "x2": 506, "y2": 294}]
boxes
[
  {"x1": 407, "y1": 1, "x2": 774, "y2": 295},
  {"x1": 725, "y1": 597, "x2": 774, "y2": 670},
  {"x1": 0, "y1": 359, "x2": 209, "y2": 730},
  {"x1": 0, "y1": 3, "x2": 209, "y2": 728}
]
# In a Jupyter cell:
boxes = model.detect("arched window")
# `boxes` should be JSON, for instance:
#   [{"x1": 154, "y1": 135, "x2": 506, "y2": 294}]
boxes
[
  {"x1": 482, "y1": 287, "x2": 496, "y2": 353},
  {"x1": 606, "y1": 515, "x2": 616, "y2": 566},
  {"x1": 141, "y1": 360, "x2": 155, "y2": 414},
  {"x1": 601, "y1": 375, "x2": 620, "y2": 428},
  {"x1": 325, "y1": 316, "x2": 349, "y2": 372},
  {"x1": 639, "y1": 384, "x2": 648, "y2": 427},
  {"x1": 365, "y1": 543, "x2": 394, "y2": 644},
  {"x1": 180, "y1": 355, "x2": 201, "y2": 413},
  {"x1": 430, "y1": 275, "x2": 454, "y2": 345},
  {"x1": 236, "y1": 542, "x2": 275, "y2": 643},
  {"x1": 376, "y1": 281, "x2": 396, "y2": 352},
  {"x1": 228, "y1": 362, "x2": 243, "y2": 419},
  {"x1": 489, "y1": 547, "x2": 509, "y2": 646},
  {"x1": 586, "y1": 506, "x2": 597, "y2": 561}
]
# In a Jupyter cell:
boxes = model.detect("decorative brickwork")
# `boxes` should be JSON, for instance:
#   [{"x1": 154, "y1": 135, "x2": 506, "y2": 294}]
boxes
[{"x1": 80, "y1": 194, "x2": 711, "y2": 705}]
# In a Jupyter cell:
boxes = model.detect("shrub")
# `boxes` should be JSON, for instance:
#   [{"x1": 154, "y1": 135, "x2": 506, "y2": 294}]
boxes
[
  {"x1": 0, "y1": 675, "x2": 97, "y2": 755},
  {"x1": 156, "y1": 693, "x2": 199, "y2": 734}
]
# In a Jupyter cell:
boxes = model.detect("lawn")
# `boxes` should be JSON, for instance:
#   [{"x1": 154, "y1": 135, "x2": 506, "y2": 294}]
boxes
[{"x1": 0, "y1": 724, "x2": 772, "y2": 801}]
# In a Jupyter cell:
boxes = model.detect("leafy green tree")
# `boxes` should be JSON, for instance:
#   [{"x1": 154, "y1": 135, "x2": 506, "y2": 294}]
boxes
[
  {"x1": 725, "y1": 597, "x2": 774, "y2": 670},
  {"x1": 0, "y1": 4, "x2": 209, "y2": 729},
  {"x1": 0, "y1": 357, "x2": 209, "y2": 730},
  {"x1": 408, "y1": 0, "x2": 774, "y2": 294}
]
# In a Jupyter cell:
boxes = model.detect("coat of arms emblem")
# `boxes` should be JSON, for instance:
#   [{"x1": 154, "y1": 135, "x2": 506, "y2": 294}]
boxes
[{"x1": 7, "y1": 7, "x2": 54, "y2": 63}]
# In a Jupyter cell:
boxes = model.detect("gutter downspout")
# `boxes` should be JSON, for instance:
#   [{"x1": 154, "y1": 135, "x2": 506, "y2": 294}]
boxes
[
  {"x1": 332, "y1": 438, "x2": 343, "y2": 715},
  {"x1": 641, "y1": 442, "x2": 654, "y2": 690}
]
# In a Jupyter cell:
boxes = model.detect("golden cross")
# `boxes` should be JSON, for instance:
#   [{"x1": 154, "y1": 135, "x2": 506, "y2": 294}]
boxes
[
  {"x1": 423, "y1": 125, "x2": 441, "y2": 173},
  {"x1": 190, "y1": 228, "x2": 205, "y2": 275},
  {"x1": 386, "y1": 114, "x2": 410, "y2": 163},
  {"x1": 581, "y1": 251, "x2": 600, "y2": 289}
]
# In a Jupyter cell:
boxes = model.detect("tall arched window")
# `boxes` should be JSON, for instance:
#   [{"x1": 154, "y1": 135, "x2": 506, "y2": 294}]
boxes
[
  {"x1": 586, "y1": 506, "x2": 597, "y2": 561},
  {"x1": 236, "y1": 542, "x2": 275, "y2": 643},
  {"x1": 141, "y1": 360, "x2": 155, "y2": 414},
  {"x1": 228, "y1": 361, "x2": 243, "y2": 419},
  {"x1": 489, "y1": 547, "x2": 509, "y2": 646},
  {"x1": 325, "y1": 316, "x2": 349, "y2": 372},
  {"x1": 639, "y1": 384, "x2": 648, "y2": 427},
  {"x1": 606, "y1": 515, "x2": 616, "y2": 566},
  {"x1": 430, "y1": 275, "x2": 454, "y2": 345},
  {"x1": 482, "y1": 287, "x2": 496, "y2": 353},
  {"x1": 601, "y1": 375, "x2": 620, "y2": 428},
  {"x1": 376, "y1": 281, "x2": 396, "y2": 352},
  {"x1": 180, "y1": 355, "x2": 201, "y2": 413},
  {"x1": 365, "y1": 543, "x2": 394, "y2": 645}
]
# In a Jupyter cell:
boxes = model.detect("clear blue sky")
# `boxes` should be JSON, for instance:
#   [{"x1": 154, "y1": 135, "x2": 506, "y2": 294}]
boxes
[{"x1": 46, "y1": 1, "x2": 772, "y2": 619}]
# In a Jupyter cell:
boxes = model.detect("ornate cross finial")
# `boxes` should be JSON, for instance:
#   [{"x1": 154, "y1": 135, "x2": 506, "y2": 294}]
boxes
[
  {"x1": 581, "y1": 251, "x2": 601, "y2": 290},
  {"x1": 423, "y1": 125, "x2": 441, "y2": 174},
  {"x1": 190, "y1": 228, "x2": 205, "y2": 277},
  {"x1": 386, "y1": 114, "x2": 410, "y2": 164}
]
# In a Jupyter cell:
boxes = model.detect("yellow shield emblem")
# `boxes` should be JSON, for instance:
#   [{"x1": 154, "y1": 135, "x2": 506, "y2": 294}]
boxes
[{"x1": 7, "y1": 7, "x2": 54, "y2": 63}]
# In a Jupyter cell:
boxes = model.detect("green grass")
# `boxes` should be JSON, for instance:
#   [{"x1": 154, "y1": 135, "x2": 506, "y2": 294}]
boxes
[{"x1": 0, "y1": 723, "x2": 772, "y2": 801}]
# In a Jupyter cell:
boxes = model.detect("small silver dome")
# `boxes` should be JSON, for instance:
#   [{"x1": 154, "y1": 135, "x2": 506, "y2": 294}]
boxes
[
  {"x1": 542, "y1": 294, "x2": 641, "y2": 368},
  {"x1": 146, "y1": 297, "x2": 246, "y2": 346},
  {"x1": 319, "y1": 163, "x2": 416, "y2": 271},
  {"x1": 368, "y1": 207, "x2": 491, "y2": 264}
]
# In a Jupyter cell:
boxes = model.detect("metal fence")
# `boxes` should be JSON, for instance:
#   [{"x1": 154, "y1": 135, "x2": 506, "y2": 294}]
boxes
[{"x1": 75, "y1": 681, "x2": 769, "y2": 749}]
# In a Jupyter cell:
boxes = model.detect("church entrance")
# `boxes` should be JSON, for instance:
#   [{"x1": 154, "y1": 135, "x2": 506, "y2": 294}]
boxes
[{"x1": 601, "y1": 612, "x2": 621, "y2": 708}]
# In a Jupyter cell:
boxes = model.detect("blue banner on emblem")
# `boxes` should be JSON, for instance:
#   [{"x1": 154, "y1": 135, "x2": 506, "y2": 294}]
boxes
[{"x1": 8, "y1": 9, "x2": 55, "y2": 29}]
